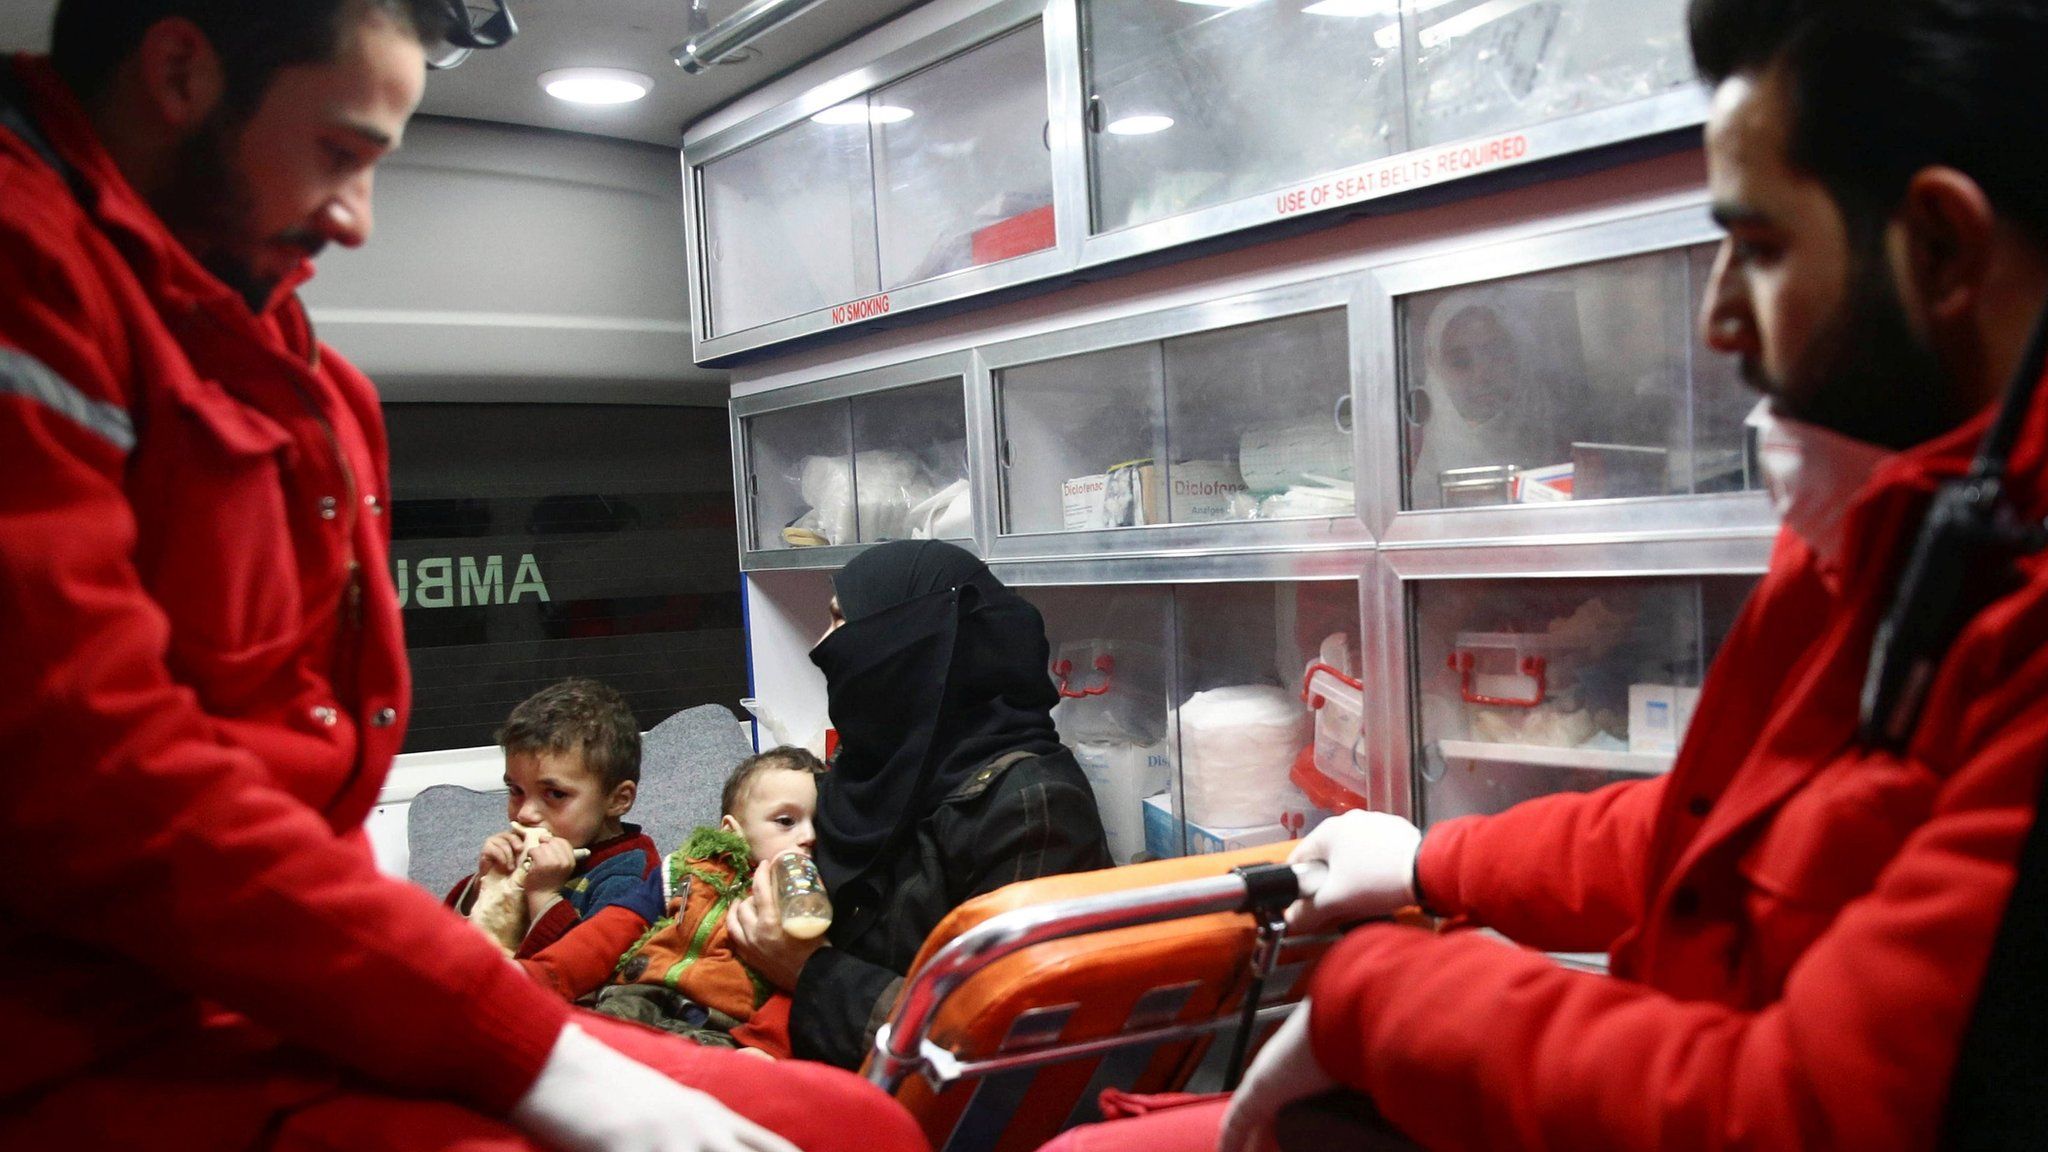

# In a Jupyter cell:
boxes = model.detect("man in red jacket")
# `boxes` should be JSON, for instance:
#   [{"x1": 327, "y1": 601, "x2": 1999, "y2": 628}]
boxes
[
  {"x1": 0, "y1": 3, "x2": 925, "y2": 1150},
  {"x1": 1046, "y1": 2, "x2": 2048, "y2": 1151}
]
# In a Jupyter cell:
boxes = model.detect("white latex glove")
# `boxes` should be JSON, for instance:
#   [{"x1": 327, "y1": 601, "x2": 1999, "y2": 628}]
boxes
[
  {"x1": 1219, "y1": 999, "x2": 1338, "y2": 1152},
  {"x1": 511, "y1": 1023, "x2": 802, "y2": 1152},
  {"x1": 1284, "y1": 810, "x2": 1422, "y2": 932}
]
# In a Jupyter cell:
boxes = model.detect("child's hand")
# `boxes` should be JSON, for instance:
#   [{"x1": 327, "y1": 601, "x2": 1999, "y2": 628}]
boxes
[
  {"x1": 478, "y1": 829, "x2": 526, "y2": 878},
  {"x1": 522, "y1": 833, "x2": 580, "y2": 893}
]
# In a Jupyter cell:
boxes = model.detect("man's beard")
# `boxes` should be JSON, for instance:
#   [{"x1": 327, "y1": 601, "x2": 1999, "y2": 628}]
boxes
[
  {"x1": 1745, "y1": 245, "x2": 1952, "y2": 451},
  {"x1": 158, "y1": 111, "x2": 325, "y2": 312}
]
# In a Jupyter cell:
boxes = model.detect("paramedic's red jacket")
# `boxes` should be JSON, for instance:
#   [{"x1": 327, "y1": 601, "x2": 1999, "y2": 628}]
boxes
[
  {"x1": 1310, "y1": 384, "x2": 2048, "y2": 1147},
  {"x1": 0, "y1": 57, "x2": 572, "y2": 1137}
]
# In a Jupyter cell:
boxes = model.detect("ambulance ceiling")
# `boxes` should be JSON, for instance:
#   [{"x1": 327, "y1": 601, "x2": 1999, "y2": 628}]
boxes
[{"x1": 0, "y1": 1, "x2": 930, "y2": 148}]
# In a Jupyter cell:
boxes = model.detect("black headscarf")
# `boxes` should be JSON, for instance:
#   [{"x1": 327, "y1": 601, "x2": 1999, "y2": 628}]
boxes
[{"x1": 810, "y1": 540, "x2": 1064, "y2": 894}]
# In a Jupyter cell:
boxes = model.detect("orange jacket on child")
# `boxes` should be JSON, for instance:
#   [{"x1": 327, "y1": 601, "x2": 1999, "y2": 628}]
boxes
[{"x1": 521, "y1": 827, "x2": 772, "y2": 1026}]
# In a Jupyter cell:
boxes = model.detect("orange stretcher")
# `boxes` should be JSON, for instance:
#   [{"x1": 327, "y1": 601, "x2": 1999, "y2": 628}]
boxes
[{"x1": 865, "y1": 843, "x2": 1333, "y2": 1152}]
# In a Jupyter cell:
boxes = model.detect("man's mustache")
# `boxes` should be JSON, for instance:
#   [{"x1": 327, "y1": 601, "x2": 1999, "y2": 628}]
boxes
[{"x1": 275, "y1": 228, "x2": 327, "y2": 261}]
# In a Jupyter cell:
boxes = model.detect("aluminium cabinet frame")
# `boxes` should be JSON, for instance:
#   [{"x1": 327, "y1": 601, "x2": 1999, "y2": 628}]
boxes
[
  {"x1": 681, "y1": 0, "x2": 1711, "y2": 365},
  {"x1": 729, "y1": 201, "x2": 1782, "y2": 822},
  {"x1": 729, "y1": 350, "x2": 981, "y2": 573}
]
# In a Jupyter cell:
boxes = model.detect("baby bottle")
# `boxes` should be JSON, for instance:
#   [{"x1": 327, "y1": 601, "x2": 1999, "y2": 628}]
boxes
[{"x1": 771, "y1": 851, "x2": 833, "y2": 940}]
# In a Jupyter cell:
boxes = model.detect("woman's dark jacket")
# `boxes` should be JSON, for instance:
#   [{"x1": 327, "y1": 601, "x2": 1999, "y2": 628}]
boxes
[{"x1": 790, "y1": 745, "x2": 1110, "y2": 1068}]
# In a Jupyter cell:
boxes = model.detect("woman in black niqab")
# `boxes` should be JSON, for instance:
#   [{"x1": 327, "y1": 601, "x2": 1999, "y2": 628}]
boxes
[
  {"x1": 728, "y1": 540, "x2": 1111, "y2": 1069},
  {"x1": 810, "y1": 539, "x2": 1067, "y2": 895}
]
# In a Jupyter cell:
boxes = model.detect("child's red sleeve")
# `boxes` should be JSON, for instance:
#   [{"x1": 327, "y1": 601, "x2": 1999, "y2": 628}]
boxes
[
  {"x1": 517, "y1": 904, "x2": 651, "y2": 1002},
  {"x1": 731, "y1": 992, "x2": 796, "y2": 1060}
]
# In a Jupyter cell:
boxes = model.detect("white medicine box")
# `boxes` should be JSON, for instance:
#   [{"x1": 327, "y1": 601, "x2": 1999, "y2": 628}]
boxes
[{"x1": 1627, "y1": 684, "x2": 1701, "y2": 754}]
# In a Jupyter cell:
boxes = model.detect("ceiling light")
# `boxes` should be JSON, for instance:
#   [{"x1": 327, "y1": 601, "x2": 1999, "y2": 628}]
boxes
[
  {"x1": 1106, "y1": 114, "x2": 1175, "y2": 136},
  {"x1": 1303, "y1": 0, "x2": 1394, "y2": 15},
  {"x1": 1177, "y1": 0, "x2": 1263, "y2": 7},
  {"x1": 1417, "y1": 0, "x2": 1540, "y2": 48},
  {"x1": 540, "y1": 67, "x2": 652, "y2": 105},
  {"x1": 809, "y1": 103, "x2": 914, "y2": 126}
]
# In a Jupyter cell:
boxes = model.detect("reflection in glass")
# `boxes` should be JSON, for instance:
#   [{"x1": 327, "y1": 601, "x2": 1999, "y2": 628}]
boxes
[
  {"x1": 1403, "y1": 0, "x2": 1696, "y2": 147},
  {"x1": 702, "y1": 108, "x2": 879, "y2": 336},
  {"x1": 1400, "y1": 243, "x2": 1757, "y2": 510},
  {"x1": 1412, "y1": 575, "x2": 1755, "y2": 827},
  {"x1": 873, "y1": 25, "x2": 1055, "y2": 289},
  {"x1": 1084, "y1": 0, "x2": 1404, "y2": 232}
]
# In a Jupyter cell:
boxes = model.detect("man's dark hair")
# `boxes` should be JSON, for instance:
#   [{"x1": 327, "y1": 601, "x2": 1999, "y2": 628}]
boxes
[
  {"x1": 50, "y1": 0, "x2": 453, "y2": 114},
  {"x1": 1689, "y1": 0, "x2": 2048, "y2": 244},
  {"x1": 721, "y1": 746, "x2": 825, "y2": 819},
  {"x1": 497, "y1": 678, "x2": 642, "y2": 794}
]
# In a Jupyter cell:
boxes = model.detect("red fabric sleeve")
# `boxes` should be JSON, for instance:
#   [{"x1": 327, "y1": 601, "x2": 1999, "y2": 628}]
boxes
[
  {"x1": 730, "y1": 993, "x2": 796, "y2": 1060},
  {"x1": 519, "y1": 904, "x2": 652, "y2": 1002},
  {"x1": 518, "y1": 896, "x2": 583, "y2": 958},
  {"x1": 1416, "y1": 772, "x2": 1666, "y2": 953},
  {"x1": 0, "y1": 217, "x2": 569, "y2": 1111},
  {"x1": 1309, "y1": 709, "x2": 2044, "y2": 1151}
]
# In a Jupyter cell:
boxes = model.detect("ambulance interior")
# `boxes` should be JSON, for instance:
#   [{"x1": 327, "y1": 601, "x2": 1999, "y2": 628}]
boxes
[{"x1": 0, "y1": 0, "x2": 1784, "y2": 1140}]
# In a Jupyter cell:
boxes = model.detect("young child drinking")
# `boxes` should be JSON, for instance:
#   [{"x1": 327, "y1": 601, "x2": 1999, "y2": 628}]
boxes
[
  {"x1": 445, "y1": 679, "x2": 659, "y2": 958},
  {"x1": 517, "y1": 746, "x2": 825, "y2": 1054}
]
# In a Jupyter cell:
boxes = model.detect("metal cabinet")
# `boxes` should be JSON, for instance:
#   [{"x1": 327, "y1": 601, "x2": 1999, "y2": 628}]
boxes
[
  {"x1": 1017, "y1": 574, "x2": 1369, "y2": 862},
  {"x1": 1394, "y1": 567, "x2": 1761, "y2": 828},
  {"x1": 686, "y1": 0, "x2": 1074, "y2": 354},
  {"x1": 730, "y1": 201, "x2": 1779, "y2": 828},
  {"x1": 683, "y1": 0, "x2": 1710, "y2": 363},
  {"x1": 731, "y1": 355, "x2": 975, "y2": 570},
  {"x1": 986, "y1": 279, "x2": 1370, "y2": 559}
]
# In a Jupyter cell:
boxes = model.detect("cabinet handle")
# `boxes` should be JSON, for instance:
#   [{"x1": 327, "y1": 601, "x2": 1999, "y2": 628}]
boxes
[
  {"x1": 1052, "y1": 654, "x2": 1115, "y2": 699},
  {"x1": 1448, "y1": 650, "x2": 1548, "y2": 708},
  {"x1": 1085, "y1": 95, "x2": 1104, "y2": 134}
]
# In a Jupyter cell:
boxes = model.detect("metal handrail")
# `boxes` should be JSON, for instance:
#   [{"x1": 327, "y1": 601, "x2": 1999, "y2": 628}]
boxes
[
  {"x1": 868, "y1": 859, "x2": 1327, "y2": 1092},
  {"x1": 675, "y1": 0, "x2": 833, "y2": 74}
]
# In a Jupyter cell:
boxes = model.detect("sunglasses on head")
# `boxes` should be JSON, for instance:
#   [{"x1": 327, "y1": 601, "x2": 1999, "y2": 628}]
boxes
[{"x1": 426, "y1": 0, "x2": 518, "y2": 70}]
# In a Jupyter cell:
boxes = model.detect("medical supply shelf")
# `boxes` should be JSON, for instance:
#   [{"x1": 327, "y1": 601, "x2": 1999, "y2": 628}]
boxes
[
  {"x1": 683, "y1": 0, "x2": 1709, "y2": 364},
  {"x1": 726, "y1": 182, "x2": 1778, "y2": 844}
]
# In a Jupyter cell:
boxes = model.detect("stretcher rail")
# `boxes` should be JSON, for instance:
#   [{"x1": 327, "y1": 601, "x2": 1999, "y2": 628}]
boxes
[{"x1": 869, "y1": 859, "x2": 1327, "y2": 1093}]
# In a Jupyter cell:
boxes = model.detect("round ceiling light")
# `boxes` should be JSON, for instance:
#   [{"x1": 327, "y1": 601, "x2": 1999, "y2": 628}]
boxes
[
  {"x1": 1106, "y1": 114, "x2": 1175, "y2": 135},
  {"x1": 540, "y1": 67, "x2": 653, "y2": 105}
]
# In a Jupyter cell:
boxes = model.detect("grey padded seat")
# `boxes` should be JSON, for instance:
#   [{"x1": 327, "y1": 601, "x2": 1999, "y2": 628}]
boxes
[{"x1": 406, "y1": 702, "x2": 755, "y2": 896}]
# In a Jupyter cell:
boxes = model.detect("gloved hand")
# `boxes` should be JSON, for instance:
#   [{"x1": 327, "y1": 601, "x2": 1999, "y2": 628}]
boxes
[
  {"x1": 1284, "y1": 810, "x2": 1422, "y2": 932},
  {"x1": 511, "y1": 1023, "x2": 802, "y2": 1152},
  {"x1": 1219, "y1": 998, "x2": 1337, "y2": 1152}
]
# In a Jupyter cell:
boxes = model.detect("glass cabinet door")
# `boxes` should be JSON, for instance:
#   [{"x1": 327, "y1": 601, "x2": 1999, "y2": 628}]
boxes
[
  {"x1": 1402, "y1": 0, "x2": 1697, "y2": 148},
  {"x1": 997, "y1": 343, "x2": 1167, "y2": 536},
  {"x1": 1024, "y1": 579, "x2": 1361, "y2": 861},
  {"x1": 872, "y1": 24, "x2": 1056, "y2": 289},
  {"x1": 741, "y1": 376, "x2": 973, "y2": 556},
  {"x1": 1082, "y1": 0, "x2": 1405, "y2": 233},
  {"x1": 700, "y1": 102, "x2": 880, "y2": 337},
  {"x1": 1409, "y1": 574, "x2": 1756, "y2": 827},
  {"x1": 1165, "y1": 309, "x2": 1355, "y2": 522},
  {"x1": 1027, "y1": 584, "x2": 1176, "y2": 865},
  {"x1": 743, "y1": 403, "x2": 853, "y2": 551},
  {"x1": 849, "y1": 379, "x2": 973, "y2": 543},
  {"x1": 1171, "y1": 580, "x2": 1360, "y2": 853},
  {"x1": 996, "y1": 306, "x2": 1356, "y2": 538},
  {"x1": 1399, "y1": 242, "x2": 1755, "y2": 511}
]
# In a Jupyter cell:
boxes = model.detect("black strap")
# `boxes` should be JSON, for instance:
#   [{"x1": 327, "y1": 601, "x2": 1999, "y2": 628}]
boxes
[
  {"x1": 0, "y1": 59, "x2": 92, "y2": 206},
  {"x1": 1941, "y1": 759, "x2": 2048, "y2": 1149}
]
